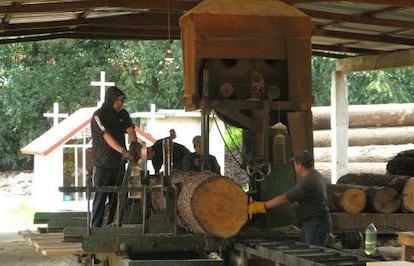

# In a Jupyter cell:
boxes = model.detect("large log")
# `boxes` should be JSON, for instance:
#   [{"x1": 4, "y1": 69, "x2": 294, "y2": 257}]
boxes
[
  {"x1": 315, "y1": 144, "x2": 414, "y2": 163},
  {"x1": 387, "y1": 149, "x2": 414, "y2": 176},
  {"x1": 337, "y1": 173, "x2": 411, "y2": 193},
  {"x1": 151, "y1": 170, "x2": 249, "y2": 238},
  {"x1": 312, "y1": 104, "x2": 414, "y2": 130},
  {"x1": 316, "y1": 162, "x2": 387, "y2": 182},
  {"x1": 314, "y1": 126, "x2": 414, "y2": 147}
]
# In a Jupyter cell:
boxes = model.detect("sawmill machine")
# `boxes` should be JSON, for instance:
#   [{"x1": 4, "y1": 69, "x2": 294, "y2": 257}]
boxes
[
  {"x1": 51, "y1": 1, "x2": 375, "y2": 265},
  {"x1": 180, "y1": 0, "x2": 313, "y2": 229}
]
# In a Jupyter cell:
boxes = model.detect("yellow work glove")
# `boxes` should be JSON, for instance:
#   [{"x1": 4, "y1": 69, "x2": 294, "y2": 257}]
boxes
[{"x1": 248, "y1": 201, "x2": 266, "y2": 215}]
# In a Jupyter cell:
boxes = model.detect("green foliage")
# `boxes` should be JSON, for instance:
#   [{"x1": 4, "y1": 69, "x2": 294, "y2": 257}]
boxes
[
  {"x1": 1, "y1": 39, "x2": 414, "y2": 171},
  {"x1": 224, "y1": 126, "x2": 243, "y2": 150},
  {"x1": 311, "y1": 56, "x2": 335, "y2": 106},
  {"x1": 0, "y1": 39, "x2": 184, "y2": 171},
  {"x1": 347, "y1": 67, "x2": 414, "y2": 104},
  {"x1": 311, "y1": 57, "x2": 414, "y2": 105}
]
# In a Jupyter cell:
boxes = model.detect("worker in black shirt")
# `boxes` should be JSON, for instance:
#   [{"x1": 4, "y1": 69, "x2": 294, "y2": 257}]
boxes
[
  {"x1": 182, "y1": 135, "x2": 221, "y2": 174},
  {"x1": 90, "y1": 86, "x2": 138, "y2": 227},
  {"x1": 147, "y1": 129, "x2": 190, "y2": 173}
]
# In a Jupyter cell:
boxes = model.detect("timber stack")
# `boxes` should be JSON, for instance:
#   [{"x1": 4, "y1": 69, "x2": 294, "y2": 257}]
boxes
[
  {"x1": 312, "y1": 103, "x2": 414, "y2": 180},
  {"x1": 327, "y1": 173, "x2": 414, "y2": 214}
]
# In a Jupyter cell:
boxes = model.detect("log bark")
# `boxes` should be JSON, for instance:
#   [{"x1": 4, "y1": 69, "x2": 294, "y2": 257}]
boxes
[
  {"x1": 314, "y1": 126, "x2": 414, "y2": 147},
  {"x1": 327, "y1": 184, "x2": 367, "y2": 213},
  {"x1": 402, "y1": 177, "x2": 414, "y2": 212},
  {"x1": 337, "y1": 173, "x2": 411, "y2": 193},
  {"x1": 386, "y1": 149, "x2": 414, "y2": 176},
  {"x1": 312, "y1": 104, "x2": 414, "y2": 130},
  {"x1": 315, "y1": 144, "x2": 414, "y2": 163},
  {"x1": 316, "y1": 162, "x2": 387, "y2": 182},
  {"x1": 151, "y1": 170, "x2": 249, "y2": 238}
]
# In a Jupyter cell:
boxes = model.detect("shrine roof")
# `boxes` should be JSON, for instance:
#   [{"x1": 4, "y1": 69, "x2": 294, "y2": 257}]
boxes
[{"x1": 21, "y1": 107, "x2": 155, "y2": 156}]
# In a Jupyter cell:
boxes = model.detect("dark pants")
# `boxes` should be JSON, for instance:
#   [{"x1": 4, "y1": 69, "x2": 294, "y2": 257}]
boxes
[
  {"x1": 91, "y1": 166, "x2": 124, "y2": 227},
  {"x1": 301, "y1": 214, "x2": 332, "y2": 246}
]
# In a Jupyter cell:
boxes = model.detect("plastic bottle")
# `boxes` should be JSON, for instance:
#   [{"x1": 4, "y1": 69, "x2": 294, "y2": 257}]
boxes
[{"x1": 365, "y1": 222, "x2": 377, "y2": 256}]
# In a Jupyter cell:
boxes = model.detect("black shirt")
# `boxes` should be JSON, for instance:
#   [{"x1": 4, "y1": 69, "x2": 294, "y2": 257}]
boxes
[
  {"x1": 285, "y1": 168, "x2": 329, "y2": 221},
  {"x1": 182, "y1": 152, "x2": 221, "y2": 174},
  {"x1": 91, "y1": 103, "x2": 133, "y2": 168},
  {"x1": 151, "y1": 139, "x2": 190, "y2": 173}
]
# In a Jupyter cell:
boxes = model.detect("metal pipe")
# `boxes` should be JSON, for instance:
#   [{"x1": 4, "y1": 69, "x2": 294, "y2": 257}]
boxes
[
  {"x1": 201, "y1": 68, "x2": 210, "y2": 171},
  {"x1": 162, "y1": 138, "x2": 172, "y2": 178},
  {"x1": 141, "y1": 185, "x2": 147, "y2": 234}
]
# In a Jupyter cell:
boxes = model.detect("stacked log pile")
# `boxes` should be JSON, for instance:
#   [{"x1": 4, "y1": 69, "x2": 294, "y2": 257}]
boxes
[
  {"x1": 327, "y1": 173, "x2": 414, "y2": 214},
  {"x1": 312, "y1": 104, "x2": 414, "y2": 180}
]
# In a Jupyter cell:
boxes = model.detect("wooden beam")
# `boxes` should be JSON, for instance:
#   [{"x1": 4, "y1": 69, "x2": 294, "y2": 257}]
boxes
[
  {"x1": 312, "y1": 44, "x2": 381, "y2": 55},
  {"x1": 336, "y1": 48, "x2": 414, "y2": 72},
  {"x1": 313, "y1": 28, "x2": 414, "y2": 46},
  {"x1": 303, "y1": 9, "x2": 414, "y2": 29},
  {"x1": 282, "y1": 0, "x2": 414, "y2": 7},
  {"x1": 0, "y1": 0, "x2": 197, "y2": 13},
  {"x1": 0, "y1": 13, "x2": 181, "y2": 32}
]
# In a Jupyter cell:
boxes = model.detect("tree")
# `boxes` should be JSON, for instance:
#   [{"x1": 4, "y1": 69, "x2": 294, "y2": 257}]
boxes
[{"x1": 0, "y1": 39, "x2": 184, "y2": 171}]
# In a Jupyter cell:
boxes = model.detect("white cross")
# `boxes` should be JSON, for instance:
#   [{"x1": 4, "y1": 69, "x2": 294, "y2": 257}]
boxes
[
  {"x1": 91, "y1": 71, "x2": 115, "y2": 106},
  {"x1": 43, "y1": 102, "x2": 68, "y2": 127}
]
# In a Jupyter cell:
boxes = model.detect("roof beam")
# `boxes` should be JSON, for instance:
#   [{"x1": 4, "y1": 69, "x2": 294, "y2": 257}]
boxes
[
  {"x1": 336, "y1": 48, "x2": 414, "y2": 71},
  {"x1": 301, "y1": 9, "x2": 414, "y2": 29},
  {"x1": 283, "y1": 0, "x2": 414, "y2": 7},
  {"x1": 0, "y1": 0, "x2": 197, "y2": 13},
  {"x1": 312, "y1": 44, "x2": 380, "y2": 55},
  {"x1": 313, "y1": 28, "x2": 414, "y2": 46},
  {"x1": 0, "y1": 13, "x2": 181, "y2": 33}
]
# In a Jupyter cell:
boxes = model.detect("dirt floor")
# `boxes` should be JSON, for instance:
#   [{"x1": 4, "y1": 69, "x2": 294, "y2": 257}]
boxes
[
  {"x1": 0, "y1": 232, "x2": 83, "y2": 266},
  {"x1": 0, "y1": 172, "x2": 84, "y2": 266}
]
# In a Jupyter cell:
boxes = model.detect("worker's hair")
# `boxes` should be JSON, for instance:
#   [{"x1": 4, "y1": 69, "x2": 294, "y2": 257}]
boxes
[
  {"x1": 293, "y1": 150, "x2": 314, "y2": 168},
  {"x1": 192, "y1": 135, "x2": 201, "y2": 146}
]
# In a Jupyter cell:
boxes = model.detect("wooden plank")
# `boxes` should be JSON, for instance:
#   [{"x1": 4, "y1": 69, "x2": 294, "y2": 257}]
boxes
[
  {"x1": 367, "y1": 262, "x2": 414, "y2": 265},
  {"x1": 41, "y1": 247, "x2": 89, "y2": 256},
  {"x1": 33, "y1": 211, "x2": 87, "y2": 224},
  {"x1": 24, "y1": 232, "x2": 90, "y2": 256},
  {"x1": 331, "y1": 213, "x2": 414, "y2": 234}
]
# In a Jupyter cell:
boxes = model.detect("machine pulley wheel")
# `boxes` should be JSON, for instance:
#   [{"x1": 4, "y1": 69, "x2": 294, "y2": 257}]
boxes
[{"x1": 246, "y1": 158, "x2": 271, "y2": 182}]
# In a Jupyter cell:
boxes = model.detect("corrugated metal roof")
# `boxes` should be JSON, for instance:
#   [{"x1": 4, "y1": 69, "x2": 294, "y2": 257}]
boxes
[{"x1": 0, "y1": 0, "x2": 413, "y2": 58}]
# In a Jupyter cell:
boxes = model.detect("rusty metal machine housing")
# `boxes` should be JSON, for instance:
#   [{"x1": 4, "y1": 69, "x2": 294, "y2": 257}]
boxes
[{"x1": 181, "y1": 0, "x2": 313, "y2": 228}]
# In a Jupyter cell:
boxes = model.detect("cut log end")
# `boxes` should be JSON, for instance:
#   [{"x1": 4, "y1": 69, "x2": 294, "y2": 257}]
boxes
[
  {"x1": 340, "y1": 187, "x2": 367, "y2": 214},
  {"x1": 370, "y1": 187, "x2": 400, "y2": 214},
  {"x1": 191, "y1": 175, "x2": 248, "y2": 238},
  {"x1": 402, "y1": 178, "x2": 414, "y2": 212}
]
